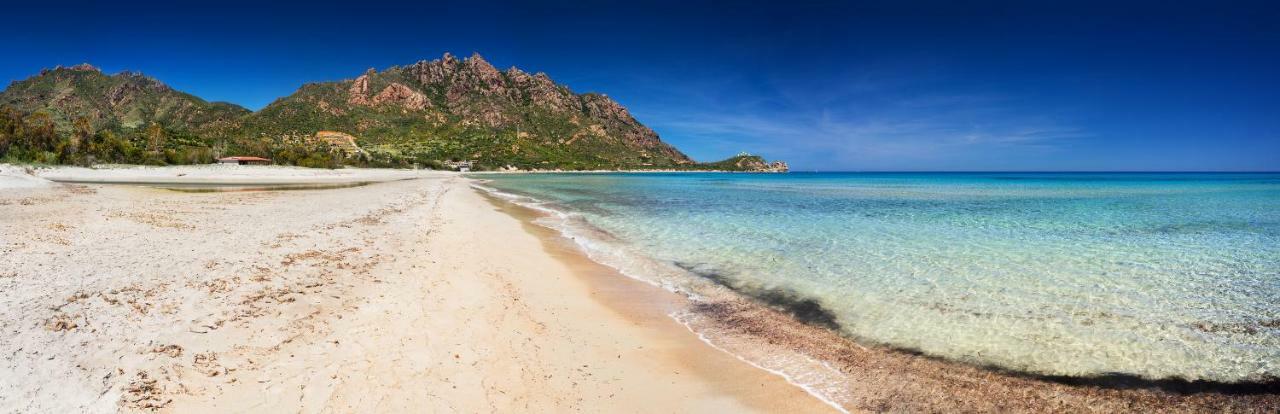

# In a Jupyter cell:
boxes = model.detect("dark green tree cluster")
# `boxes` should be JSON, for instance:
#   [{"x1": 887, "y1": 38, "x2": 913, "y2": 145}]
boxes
[{"x1": 0, "y1": 105, "x2": 348, "y2": 168}]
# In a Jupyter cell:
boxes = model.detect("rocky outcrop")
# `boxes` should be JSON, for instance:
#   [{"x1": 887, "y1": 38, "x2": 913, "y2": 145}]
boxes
[
  {"x1": 697, "y1": 154, "x2": 789, "y2": 172},
  {"x1": 347, "y1": 68, "x2": 375, "y2": 106},
  {"x1": 371, "y1": 83, "x2": 429, "y2": 110},
  {"x1": 734, "y1": 157, "x2": 789, "y2": 172},
  {"x1": 68, "y1": 63, "x2": 100, "y2": 72},
  {"x1": 463, "y1": 53, "x2": 505, "y2": 95}
]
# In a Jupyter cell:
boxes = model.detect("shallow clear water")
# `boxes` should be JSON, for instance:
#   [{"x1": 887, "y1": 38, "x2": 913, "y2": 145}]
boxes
[{"x1": 479, "y1": 172, "x2": 1280, "y2": 382}]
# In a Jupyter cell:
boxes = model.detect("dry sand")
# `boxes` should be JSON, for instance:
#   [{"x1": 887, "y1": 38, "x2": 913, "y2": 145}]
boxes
[
  {"x1": 0, "y1": 165, "x2": 53, "y2": 189},
  {"x1": 0, "y1": 167, "x2": 831, "y2": 413},
  {"x1": 31, "y1": 164, "x2": 432, "y2": 186}
]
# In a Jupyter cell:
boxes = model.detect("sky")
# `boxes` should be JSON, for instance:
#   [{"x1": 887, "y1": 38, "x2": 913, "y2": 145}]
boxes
[{"x1": 3, "y1": 0, "x2": 1277, "y2": 171}]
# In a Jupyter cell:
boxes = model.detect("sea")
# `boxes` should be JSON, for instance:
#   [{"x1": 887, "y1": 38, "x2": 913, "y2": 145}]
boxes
[{"x1": 475, "y1": 172, "x2": 1280, "y2": 383}]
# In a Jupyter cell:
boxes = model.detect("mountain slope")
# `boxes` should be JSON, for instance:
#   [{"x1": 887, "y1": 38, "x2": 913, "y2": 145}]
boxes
[
  {"x1": 243, "y1": 53, "x2": 694, "y2": 169},
  {"x1": 0, "y1": 64, "x2": 249, "y2": 137}
]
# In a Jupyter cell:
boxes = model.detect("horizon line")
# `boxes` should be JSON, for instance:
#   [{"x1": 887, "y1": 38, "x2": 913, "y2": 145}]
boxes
[{"x1": 777, "y1": 170, "x2": 1280, "y2": 174}]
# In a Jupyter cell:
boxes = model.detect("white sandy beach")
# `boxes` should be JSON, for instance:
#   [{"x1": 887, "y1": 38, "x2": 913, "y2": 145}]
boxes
[
  {"x1": 30, "y1": 164, "x2": 433, "y2": 185},
  {"x1": 0, "y1": 165, "x2": 830, "y2": 413}
]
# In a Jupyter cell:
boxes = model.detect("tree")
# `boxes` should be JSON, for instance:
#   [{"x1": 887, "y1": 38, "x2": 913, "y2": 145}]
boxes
[
  {"x1": 60, "y1": 117, "x2": 93, "y2": 165},
  {"x1": 25, "y1": 112, "x2": 57, "y2": 153},
  {"x1": 0, "y1": 106, "x2": 18, "y2": 157},
  {"x1": 96, "y1": 130, "x2": 133, "y2": 163},
  {"x1": 71, "y1": 117, "x2": 92, "y2": 152}
]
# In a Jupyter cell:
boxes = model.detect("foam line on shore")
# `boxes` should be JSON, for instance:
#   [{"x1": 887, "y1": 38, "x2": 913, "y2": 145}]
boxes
[
  {"x1": 671, "y1": 311, "x2": 851, "y2": 414},
  {"x1": 471, "y1": 180, "x2": 854, "y2": 409}
]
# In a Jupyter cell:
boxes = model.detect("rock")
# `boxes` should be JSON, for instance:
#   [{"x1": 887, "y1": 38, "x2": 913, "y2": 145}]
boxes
[
  {"x1": 371, "y1": 83, "x2": 429, "y2": 110},
  {"x1": 347, "y1": 69, "x2": 375, "y2": 105},
  {"x1": 68, "y1": 63, "x2": 100, "y2": 72}
]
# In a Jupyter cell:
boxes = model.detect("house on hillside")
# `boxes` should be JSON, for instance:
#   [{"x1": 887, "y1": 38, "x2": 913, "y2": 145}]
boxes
[{"x1": 217, "y1": 156, "x2": 272, "y2": 166}]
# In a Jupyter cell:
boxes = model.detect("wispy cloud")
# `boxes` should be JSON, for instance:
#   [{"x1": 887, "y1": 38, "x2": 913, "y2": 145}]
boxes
[{"x1": 621, "y1": 67, "x2": 1088, "y2": 170}]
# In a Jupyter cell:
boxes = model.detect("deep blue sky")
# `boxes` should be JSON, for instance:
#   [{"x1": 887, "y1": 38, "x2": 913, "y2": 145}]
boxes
[{"x1": 3, "y1": 0, "x2": 1277, "y2": 171}]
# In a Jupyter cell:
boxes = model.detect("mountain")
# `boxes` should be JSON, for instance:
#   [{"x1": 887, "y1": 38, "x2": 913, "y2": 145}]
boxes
[
  {"x1": 701, "y1": 154, "x2": 790, "y2": 172},
  {"x1": 242, "y1": 53, "x2": 694, "y2": 169},
  {"x1": 0, "y1": 64, "x2": 248, "y2": 137},
  {"x1": 0, "y1": 55, "x2": 787, "y2": 171}
]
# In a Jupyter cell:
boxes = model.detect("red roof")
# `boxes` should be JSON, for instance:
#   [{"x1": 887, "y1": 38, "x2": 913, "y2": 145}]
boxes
[{"x1": 218, "y1": 156, "x2": 272, "y2": 161}]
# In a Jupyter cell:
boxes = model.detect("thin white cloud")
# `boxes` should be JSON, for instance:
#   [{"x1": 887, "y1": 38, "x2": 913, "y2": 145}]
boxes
[{"x1": 618, "y1": 64, "x2": 1089, "y2": 169}]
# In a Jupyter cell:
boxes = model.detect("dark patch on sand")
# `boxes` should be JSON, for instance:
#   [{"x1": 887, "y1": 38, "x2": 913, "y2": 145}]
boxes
[
  {"x1": 160, "y1": 182, "x2": 375, "y2": 193},
  {"x1": 1031, "y1": 372, "x2": 1280, "y2": 395},
  {"x1": 883, "y1": 344, "x2": 1280, "y2": 395},
  {"x1": 674, "y1": 261, "x2": 841, "y2": 330},
  {"x1": 750, "y1": 288, "x2": 841, "y2": 331},
  {"x1": 673, "y1": 262, "x2": 734, "y2": 286},
  {"x1": 1191, "y1": 318, "x2": 1280, "y2": 336}
]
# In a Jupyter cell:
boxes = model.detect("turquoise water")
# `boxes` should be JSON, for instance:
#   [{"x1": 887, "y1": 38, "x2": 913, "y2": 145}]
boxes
[{"x1": 478, "y1": 172, "x2": 1280, "y2": 383}]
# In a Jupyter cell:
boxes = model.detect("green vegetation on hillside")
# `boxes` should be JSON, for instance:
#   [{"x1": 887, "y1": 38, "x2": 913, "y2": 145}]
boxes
[
  {"x1": 0, "y1": 58, "x2": 787, "y2": 171},
  {"x1": 0, "y1": 105, "x2": 351, "y2": 168}
]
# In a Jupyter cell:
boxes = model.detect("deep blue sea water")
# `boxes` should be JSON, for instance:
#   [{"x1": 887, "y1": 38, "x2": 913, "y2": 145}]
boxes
[{"x1": 478, "y1": 172, "x2": 1280, "y2": 382}]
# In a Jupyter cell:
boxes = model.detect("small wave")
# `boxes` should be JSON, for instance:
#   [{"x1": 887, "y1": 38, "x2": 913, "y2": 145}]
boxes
[
  {"x1": 472, "y1": 183, "x2": 690, "y2": 293},
  {"x1": 671, "y1": 310, "x2": 852, "y2": 414}
]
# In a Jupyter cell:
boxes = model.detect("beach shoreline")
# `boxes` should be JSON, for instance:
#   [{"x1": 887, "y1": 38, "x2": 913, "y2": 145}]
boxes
[
  {"x1": 473, "y1": 175, "x2": 1280, "y2": 412},
  {"x1": 0, "y1": 166, "x2": 833, "y2": 412},
  {"x1": 1, "y1": 165, "x2": 1275, "y2": 412}
]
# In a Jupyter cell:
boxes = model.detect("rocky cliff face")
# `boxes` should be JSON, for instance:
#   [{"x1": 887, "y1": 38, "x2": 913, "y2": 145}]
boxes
[{"x1": 243, "y1": 53, "x2": 693, "y2": 169}]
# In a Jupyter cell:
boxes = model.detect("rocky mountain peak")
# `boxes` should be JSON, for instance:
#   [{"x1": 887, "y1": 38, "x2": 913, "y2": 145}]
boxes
[
  {"x1": 464, "y1": 53, "x2": 499, "y2": 75},
  {"x1": 68, "y1": 63, "x2": 100, "y2": 72},
  {"x1": 441, "y1": 52, "x2": 458, "y2": 66},
  {"x1": 465, "y1": 52, "x2": 489, "y2": 64}
]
